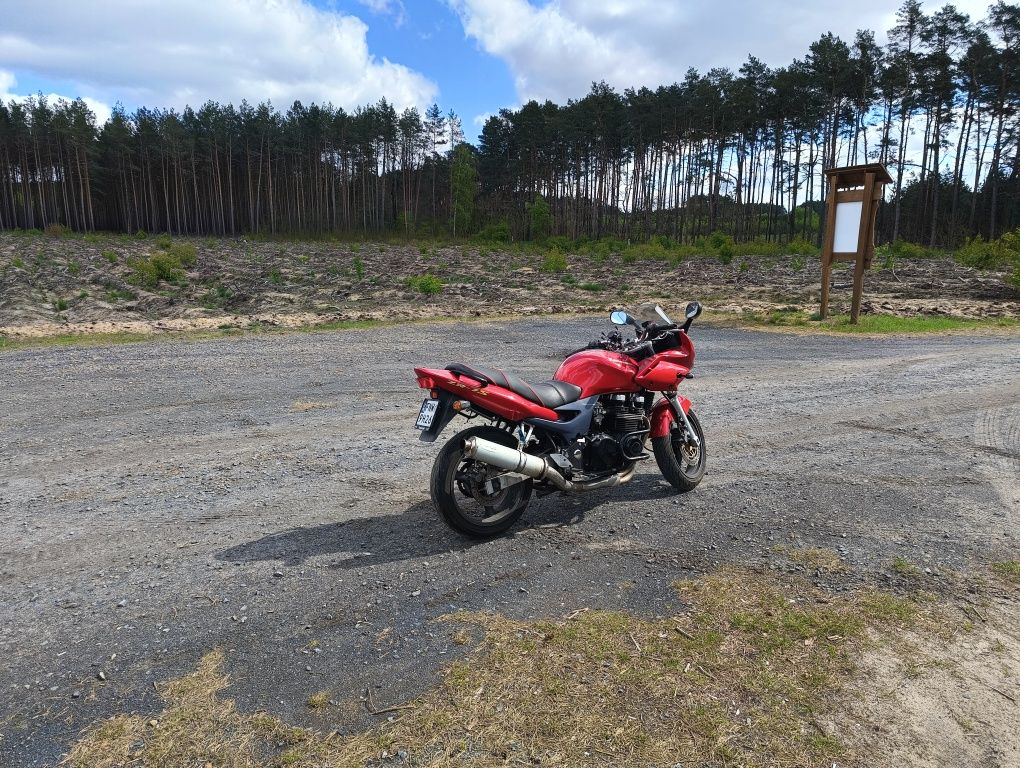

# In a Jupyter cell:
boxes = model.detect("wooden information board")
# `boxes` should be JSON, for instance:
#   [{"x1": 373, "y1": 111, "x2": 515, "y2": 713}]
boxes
[{"x1": 820, "y1": 163, "x2": 892, "y2": 323}]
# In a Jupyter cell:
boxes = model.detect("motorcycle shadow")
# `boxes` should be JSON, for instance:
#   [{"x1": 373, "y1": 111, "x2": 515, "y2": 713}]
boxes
[{"x1": 218, "y1": 474, "x2": 676, "y2": 571}]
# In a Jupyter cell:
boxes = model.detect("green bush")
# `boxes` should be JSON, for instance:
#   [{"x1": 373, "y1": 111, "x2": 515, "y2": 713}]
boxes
[
  {"x1": 955, "y1": 235, "x2": 1007, "y2": 270},
  {"x1": 787, "y1": 238, "x2": 818, "y2": 256},
  {"x1": 541, "y1": 249, "x2": 568, "y2": 273},
  {"x1": 102, "y1": 250, "x2": 119, "y2": 264},
  {"x1": 527, "y1": 195, "x2": 553, "y2": 242},
  {"x1": 168, "y1": 242, "x2": 197, "y2": 267},
  {"x1": 878, "y1": 239, "x2": 932, "y2": 261},
  {"x1": 954, "y1": 229, "x2": 1020, "y2": 286},
  {"x1": 477, "y1": 220, "x2": 511, "y2": 243},
  {"x1": 353, "y1": 255, "x2": 365, "y2": 280},
  {"x1": 155, "y1": 234, "x2": 173, "y2": 249},
  {"x1": 126, "y1": 244, "x2": 194, "y2": 289},
  {"x1": 53, "y1": 297, "x2": 68, "y2": 311},
  {"x1": 717, "y1": 241, "x2": 735, "y2": 264},
  {"x1": 405, "y1": 273, "x2": 444, "y2": 295},
  {"x1": 578, "y1": 282, "x2": 606, "y2": 292}
]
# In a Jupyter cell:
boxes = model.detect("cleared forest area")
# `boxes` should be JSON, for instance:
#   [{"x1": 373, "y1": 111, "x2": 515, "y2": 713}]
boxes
[{"x1": 1, "y1": 230, "x2": 1017, "y2": 342}]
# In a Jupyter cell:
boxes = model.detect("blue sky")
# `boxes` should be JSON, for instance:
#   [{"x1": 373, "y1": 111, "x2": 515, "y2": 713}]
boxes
[{"x1": 0, "y1": 0, "x2": 993, "y2": 143}]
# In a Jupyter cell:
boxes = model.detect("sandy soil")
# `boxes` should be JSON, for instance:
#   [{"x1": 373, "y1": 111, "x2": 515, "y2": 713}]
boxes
[{"x1": 1, "y1": 233, "x2": 1018, "y2": 338}]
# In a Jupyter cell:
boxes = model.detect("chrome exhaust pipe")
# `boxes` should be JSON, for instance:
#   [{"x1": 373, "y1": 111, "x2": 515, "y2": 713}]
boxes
[{"x1": 463, "y1": 436, "x2": 636, "y2": 493}]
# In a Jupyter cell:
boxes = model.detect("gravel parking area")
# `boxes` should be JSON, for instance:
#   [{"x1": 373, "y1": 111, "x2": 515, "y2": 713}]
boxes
[{"x1": 1, "y1": 317, "x2": 1018, "y2": 765}]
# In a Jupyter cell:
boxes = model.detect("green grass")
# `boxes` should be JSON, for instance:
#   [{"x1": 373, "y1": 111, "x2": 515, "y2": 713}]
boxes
[{"x1": 992, "y1": 561, "x2": 1020, "y2": 584}]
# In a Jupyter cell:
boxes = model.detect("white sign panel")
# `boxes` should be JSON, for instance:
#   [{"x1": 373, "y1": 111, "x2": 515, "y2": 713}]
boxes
[{"x1": 833, "y1": 200, "x2": 863, "y2": 253}]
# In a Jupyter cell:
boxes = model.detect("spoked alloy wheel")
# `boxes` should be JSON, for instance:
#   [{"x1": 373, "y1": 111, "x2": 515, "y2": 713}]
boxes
[
  {"x1": 652, "y1": 409, "x2": 707, "y2": 492},
  {"x1": 430, "y1": 425, "x2": 533, "y2": 538}
]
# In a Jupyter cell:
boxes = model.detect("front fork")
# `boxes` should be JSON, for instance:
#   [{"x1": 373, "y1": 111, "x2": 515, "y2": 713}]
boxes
[{"x1": 665, "y1": 392, "x2": 700, "y2": 448}]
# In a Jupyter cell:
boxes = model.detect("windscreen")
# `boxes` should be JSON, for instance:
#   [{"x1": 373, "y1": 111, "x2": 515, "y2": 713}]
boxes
[{"x1": 632, "y1": 302, "x2": 673, "y2": 327}]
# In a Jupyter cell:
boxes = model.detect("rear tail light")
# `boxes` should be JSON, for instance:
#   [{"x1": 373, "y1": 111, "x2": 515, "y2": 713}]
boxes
[{"x1": 416, "y1": 375, "x2": 436, "y2": 389}]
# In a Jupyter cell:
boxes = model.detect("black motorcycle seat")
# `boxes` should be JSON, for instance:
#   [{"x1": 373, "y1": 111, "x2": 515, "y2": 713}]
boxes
[{"x1": 445, "y1": 363, "x2": 582, "y2": 409}]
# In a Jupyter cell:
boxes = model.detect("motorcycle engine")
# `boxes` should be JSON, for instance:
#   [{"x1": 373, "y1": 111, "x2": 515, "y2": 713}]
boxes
[{"x1": 573, "y1": 394, "x2": 651, "y2": 475}]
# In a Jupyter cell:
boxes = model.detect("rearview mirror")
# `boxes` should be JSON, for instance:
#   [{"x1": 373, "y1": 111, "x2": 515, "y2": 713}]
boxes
[
  {"x1": 610, "y1": 310, "x2": 634, "y2": 326},
  {"x1": 685, "y1": 301, "x2": 703, "y2": 321}
]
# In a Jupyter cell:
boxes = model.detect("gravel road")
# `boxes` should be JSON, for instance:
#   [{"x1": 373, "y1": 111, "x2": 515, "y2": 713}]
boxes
[{"x1": 1, "y1": 317, "x2": 1018, "y2": 766}]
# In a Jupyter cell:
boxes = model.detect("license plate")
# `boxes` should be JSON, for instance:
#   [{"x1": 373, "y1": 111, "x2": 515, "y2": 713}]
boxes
[{"x1": 415, "y1": 398, "x2": 440, "y2": 430}]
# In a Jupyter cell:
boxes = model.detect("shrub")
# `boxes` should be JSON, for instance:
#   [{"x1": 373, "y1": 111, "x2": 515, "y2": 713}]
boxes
[
  {"x1": 477, "y1": 220, "x2": 511, "y2": 243},
  {"x1": 579, "y1": 282, "x2": 606, "y2": 292},
  {"x1": 268, "y1": 268, "x2": 284, "y2": 285},
  {"x1": 787, "y1": 238, "x2": 818, "y2": 256},
  {"x1": 44, "y1": 223, "x2": 70, "y2": 238},
  {"x1": 166, "y1": 242, "x2": 197, "y2": 267},
  {"x1": 126, "y1": 245, "x2": 194, "y2": 289},
  {"x1": 541, "y1": 249, "x2": 567, "y2": 273},
  {"x1": 527, "y1": 195, "x2": 553, "y2": 241},
  {"x1": 353, "y1": 255, "x2": 365, "y2": 280},
  {"x1": 621, "y1": 241, "x2": 671, "y2": 264},
  {"x1": 717, "y1": 241, "x2": 735, "y2": 264},
  {"x1": 791, "y1": 254, "x2": 805, "y2": 272},
  {"x1": 12, "y1": 256, "x2": 25, "y2": 269},
  {"x1": 67, "y1": 261, "x2": 81, "y2": 275},
  {"x1": 405, "y1": 273, "x2": 443, "y2": 295},
  {"x1": 102, "y1": 250, "x2": 119, "y2": 264},
  {"x1": 955, "y1": 235, "x2": 1007, "y2": 270},
  {"x1": 134, "y1": 229, "x2": 148, "y2": 239},
  {"x1": 154, "y1": 234, "x2": 173, "y2": 249},
  {"x1": 53, "y1": 297, "x2": 68, "y2": 311}
]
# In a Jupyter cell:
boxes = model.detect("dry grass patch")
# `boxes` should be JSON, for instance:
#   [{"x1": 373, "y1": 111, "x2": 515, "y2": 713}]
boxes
[
  {"x1": 65, "y1": 570, "x2": 929, "y2": 768},
  {"x1": 779, "y1": 546, "x2": 847, "y2": 573}
]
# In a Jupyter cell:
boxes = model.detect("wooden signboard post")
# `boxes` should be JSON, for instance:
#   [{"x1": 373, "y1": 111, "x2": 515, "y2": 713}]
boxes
[{"x1": 820, "y1": 163, "x2": 892, "y2": 323}]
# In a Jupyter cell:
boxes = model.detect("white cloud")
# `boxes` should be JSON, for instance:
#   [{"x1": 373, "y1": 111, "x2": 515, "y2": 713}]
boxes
[
  {"x1": 448, "y1": 0, "x2": 995, "y2": 104},
  {"x1": 0, "y1": 0, "x2": 436, "y2": 118},
  {"x1": 357, "y1": 0, "x2": 407, "y2": 26},
  {"x1": 0, "y1": 69, "x2": 114, "y2": 126}
]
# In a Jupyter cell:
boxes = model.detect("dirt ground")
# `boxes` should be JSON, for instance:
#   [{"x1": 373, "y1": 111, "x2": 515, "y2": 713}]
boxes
[
  {"x1": 1, "y1": 317, "x2": 1018, "y2": 766},
  {"x1": 1, "y1": 232, "x2": 1018, "y2": 339}
]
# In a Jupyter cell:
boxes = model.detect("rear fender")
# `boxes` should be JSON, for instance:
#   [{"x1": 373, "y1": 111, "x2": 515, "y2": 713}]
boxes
[
  {"x1": 417, "y1": 389, "x2": 458, "y2": 443},
  {"x1": 649, "y1": 395, "x2": 691, "y2": 438}
]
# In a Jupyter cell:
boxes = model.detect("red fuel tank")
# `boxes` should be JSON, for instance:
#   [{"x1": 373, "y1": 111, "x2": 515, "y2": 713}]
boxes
[{"x1": 554, "y1": 349, "x2": 638, "y2": 398}]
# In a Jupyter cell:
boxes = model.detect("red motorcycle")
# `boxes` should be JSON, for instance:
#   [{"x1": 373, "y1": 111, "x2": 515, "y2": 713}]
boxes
[{"x1": 412, "y1": 302, "x2": 706, "y2": 537}]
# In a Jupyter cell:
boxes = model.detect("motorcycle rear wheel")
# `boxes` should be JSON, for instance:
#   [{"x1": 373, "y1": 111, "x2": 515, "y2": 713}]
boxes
[
  {"x1": 652, "y1": 409, "x2": 706, "y2": 491},
  {"x1": 431, "y1": 425, "x2": 534, "y2": 538}
]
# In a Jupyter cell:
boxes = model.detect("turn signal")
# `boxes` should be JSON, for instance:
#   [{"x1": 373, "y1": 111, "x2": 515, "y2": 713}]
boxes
[
  {"x1": 430, "y1": 389, "x2": 439, "y2": 399},
  {"x1": 452, "y1": 400, "x2": 464, "y2": 412}
]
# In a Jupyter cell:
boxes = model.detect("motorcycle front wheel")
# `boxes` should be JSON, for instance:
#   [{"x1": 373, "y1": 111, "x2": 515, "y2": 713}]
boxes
[
  {"x1": 430, "y1": 425, "x2": 534, "y2": 538},
  {"x1": 652, "y1": 409, "x2": 706, "y2": 492}
]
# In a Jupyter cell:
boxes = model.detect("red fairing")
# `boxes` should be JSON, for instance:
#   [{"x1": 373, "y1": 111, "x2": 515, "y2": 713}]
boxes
[
  {"x1": 553, "y1": 350, "x2": 638, "y2": 397},
  {"x1": 649, "y1": 395, "x2": 691, "y2": 438},
  {"x1": 413, "y1": 367, "x2": 559, "y2": 422}
]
